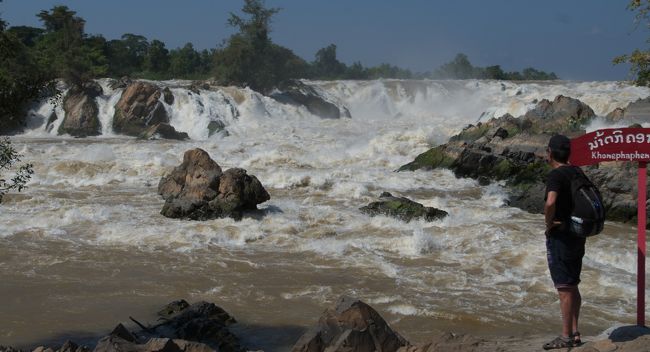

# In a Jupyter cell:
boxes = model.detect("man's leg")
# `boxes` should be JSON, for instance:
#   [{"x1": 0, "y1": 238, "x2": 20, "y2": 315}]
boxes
[
  {"x1": 572, "y1": 287, "x2": 581, "y2": 337},
  {"x1": 557, "y1": 287, "x2": 578, "y2": 338}
]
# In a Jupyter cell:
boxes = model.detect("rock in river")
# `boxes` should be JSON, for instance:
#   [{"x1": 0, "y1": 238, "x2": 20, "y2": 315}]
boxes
[{"x1": 158, "y1": 148, "x2": 270, "y2": 220}]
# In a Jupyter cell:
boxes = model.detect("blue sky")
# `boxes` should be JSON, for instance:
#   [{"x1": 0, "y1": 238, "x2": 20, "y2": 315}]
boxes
[{"x1": 1, "y1": 0, "x2": 647, "y2": 80}]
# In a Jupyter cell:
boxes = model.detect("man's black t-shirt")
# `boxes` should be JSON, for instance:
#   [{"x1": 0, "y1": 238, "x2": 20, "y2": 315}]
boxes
[{"x1": 545, "y1": 165, "x2": 579, "y2": 223}]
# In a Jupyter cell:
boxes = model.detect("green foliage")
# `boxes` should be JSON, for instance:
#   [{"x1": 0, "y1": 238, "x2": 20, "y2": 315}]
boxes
[
  {"x1": 0, "y1": 17, "x2": 55, "y2": 133},
  {"x1": 213, "y1": 0, "x2": 308, "y2": 92},
  {"x1": 431, "y1": 53, "x2": 557, "y2": 80},
  {"x1": 433, "y1": 53, "x2": 477, "y2": 79},
  {"x1": 614, "y1": 1, "x2": 650, "y2": 85},
  {"x1": 0, "y1": 137, "x2": 34, "y2": 203},
  {"x1": 397, "y1": 145, "x2": 455, "y2": 171},
  {"x1": 313, "y1": 44, "x2": 346, "y2": 79},
  {"x1": 35, "y1": 6, "x2": 107, "y2": 87},
  {"x1": 143, "y1": 39, "x2": 170, "y2": 74}
]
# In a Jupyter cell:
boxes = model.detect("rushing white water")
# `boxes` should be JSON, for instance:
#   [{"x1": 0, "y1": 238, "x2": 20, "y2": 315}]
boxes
[{"x1": 2, "y1": 79, "x2": 650, "y2": 350}]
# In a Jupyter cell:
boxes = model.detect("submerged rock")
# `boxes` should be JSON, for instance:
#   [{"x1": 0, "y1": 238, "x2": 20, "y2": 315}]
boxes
[
  {"x1": 140, "y1": 123, "x2": 189, "y2": 140},
  {"x1": 158, "y1": 148, "x2": 270, "y2": 220},
  {"x1": 272, "y1": 80, "x2": 351, "y2": 119},
  {"x1": 113, "y1": 81, "x2": 181, "y2": 138},
  {"x1": 58, "y1": 82, "x2": 103, "y2": 137},
  {"x1": 292, "y1": 296, "x2": 408, "y2": 352},
  {"x1": 360, "y1": 192, "x2": 448, "y2": 222}
]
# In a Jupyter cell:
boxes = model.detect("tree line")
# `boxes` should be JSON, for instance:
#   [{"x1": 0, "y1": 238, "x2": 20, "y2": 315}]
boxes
[{"x1": 0, "y1": 0, "x2": 560, "y2": 133}]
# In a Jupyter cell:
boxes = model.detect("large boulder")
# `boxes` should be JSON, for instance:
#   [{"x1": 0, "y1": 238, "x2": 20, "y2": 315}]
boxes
[
  {"x1": 158, "y1": 149, "x2": 270, "y2": 220},
  {"x1": 522, "y1": 95, "x2": 595, "y2": 132},
  {"x1": 58, "y1": 81, "x2": 103, "y2": 137},
  {"x1": 292, "y1": 296, "x2": 408, "y2": 352},
  {"x1": 398, "y1": 95, "x2": 646, "y2": 225},
  {"x1": 360, "y1": 192, "x2": 448, "y2": 222},
  {"x1": 113, "y1": 81, "x2": 177, "y2": 137},
  {"x1": 272, "y1": 80, "x2": 351, "y2": 119}
]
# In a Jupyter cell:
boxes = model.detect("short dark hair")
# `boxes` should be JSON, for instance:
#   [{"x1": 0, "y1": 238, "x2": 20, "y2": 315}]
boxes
[{"x1": 550, "y1": 148, "x2": 570, "y2": 163}]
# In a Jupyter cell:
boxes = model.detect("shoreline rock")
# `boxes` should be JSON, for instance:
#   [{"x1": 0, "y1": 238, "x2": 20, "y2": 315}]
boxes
[{"x1": 6, "y1": 298, "x2": 650, "y2": 352}]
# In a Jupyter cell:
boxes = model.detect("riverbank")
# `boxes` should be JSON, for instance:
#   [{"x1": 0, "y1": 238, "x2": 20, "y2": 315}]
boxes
[{"x1": 3, "y1": 298, "x2": 649, "y2": 352}]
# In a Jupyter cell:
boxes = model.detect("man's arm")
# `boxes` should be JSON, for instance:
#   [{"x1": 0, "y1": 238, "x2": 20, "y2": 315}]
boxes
[{"x1": 544, "y1": 191, "x2": 562, "y2": 234}]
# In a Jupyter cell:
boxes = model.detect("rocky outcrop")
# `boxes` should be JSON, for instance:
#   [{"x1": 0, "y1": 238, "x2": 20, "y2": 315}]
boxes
[
  {"x1": 292, "y1": 296, "x2": 408, "y2": 352},
  {"x1": 605, "y1": 96, "x2": 650, "y2": 124},
  {"x1": 272, "y1": 80, "x2": 351, "y2": 119},
  {"x1": 113, "y1": 81, "x2": 177, "y2": 137},
  {"x1": 140, "y1": 123, "x2": 189, "y2": 140},
  {"x1": 522, "y1": 95, "x2": 595, "y2": 132},
  {"x1": 158, "y1": 148, "x2": 270, "y2": 220},
  {"x1": 58, "y1": 82, "x2": 103, "y2": 137},
  {"x1": 399, "y1": 95, "x2": 645, "y2": 224},
  {"x1": 360, "y1": 192, "x2": 448, "y2": 222}
]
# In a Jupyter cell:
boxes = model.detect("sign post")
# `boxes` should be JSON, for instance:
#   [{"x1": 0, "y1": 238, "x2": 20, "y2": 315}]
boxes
[
  {"x1": 570, "y1": 128, "x2": 650, "y2": 327},
  {"x1": 639, "y1": 161, "x2": 647, "y2": 327}
]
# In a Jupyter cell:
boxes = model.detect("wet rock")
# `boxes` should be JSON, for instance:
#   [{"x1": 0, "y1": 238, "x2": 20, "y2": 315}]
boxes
[
  {"x1": 606, "y1": 107, "x2": 626, "y2": 122},
  {"x1": 522, "y1": 95, "x2": 595, "y2": 132},
  {"x1": 58, "y1": 81, "x2": 103, "y2": 137},
  {"x1": 162, "y1": 87, "x2": 174, "y2": 105},
  {"x1": 604, "y1": 97, "x2": 650, "y2": 125},
  {"x1": 398, "y1": 95, "x2": 644, "y2": 225},
  {"x1": 292, "y1": 296, "x2": 408, "y2": 352},
  {"x1": 46, "y1": 111, "x2": 58, "y2": 133},
  {"x1": 158, "y1": 300, "x2": 191, "y2": 318},
  {"x1": 158, "y1": 149, "x2": 270, "y2": 220},
  {"x1": 140, "y1": 123, "x2": 189, "y2": 140},
  {"x1": 360, "y1": 192, "x2": 448, "y2": 222},
  {"x1": 113, "y1": 81, "x2": 172, "y2": 137},
  {"x1": 272, "y1": 80, "x2": 351, "y2": 119},
  {"x1": 207, "y1": 121, "x2": 226, "y2": 137},
  {"x1": 108, "y1": 76, "x2": 133, "y2": 90}
]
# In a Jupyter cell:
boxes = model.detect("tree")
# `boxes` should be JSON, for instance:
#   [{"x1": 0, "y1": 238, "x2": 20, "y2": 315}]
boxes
[
  {"x1": 0, "y1": 12, "x2": 55, "y2": 132},
  {"x1": 35, "y1": 6, "x2": 107, "y2": 87},
  {"x1": 213, "y1": 0, "x2": 306, "y2": 93},
  {"x1": 614, "y1": 1, "x2": 650, "y2": 85},
  {"x1": 314, "y1": 44, "x2": 346, "y2": 79},
  {"x1": 143, "y1": 39, "x2": 170, "y2": 74},
  {"x1": 6, "y1": 26, "x2": 44, "y2": 46},
  {"x1": 0, "y1": 137, "x2": 34, "y2": 203},
  {"x1": 433, "y1": 53, "x2": 476, "y2": 79},
  {"x1": 170, "y1": 42, "x2": 202, "y2": 78}
]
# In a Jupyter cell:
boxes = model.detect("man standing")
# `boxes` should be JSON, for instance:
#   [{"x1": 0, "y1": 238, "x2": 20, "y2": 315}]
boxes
[{"x1": 543, "y1": 134, "x2": 586, "y2": 350}]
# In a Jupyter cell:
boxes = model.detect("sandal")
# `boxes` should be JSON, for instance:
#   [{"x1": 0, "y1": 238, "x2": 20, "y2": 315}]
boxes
[
  {"x1": 571, "y1": 331, "x2": 582, "y2": 346},
  {"x1": 543, "y1": 335, "x2": 574, "y2": 350}
]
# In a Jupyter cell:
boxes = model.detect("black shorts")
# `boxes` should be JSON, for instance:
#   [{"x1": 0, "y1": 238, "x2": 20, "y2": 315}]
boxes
[{"x1": 546, "y1": 230, "x2": 586, "y2": 288}]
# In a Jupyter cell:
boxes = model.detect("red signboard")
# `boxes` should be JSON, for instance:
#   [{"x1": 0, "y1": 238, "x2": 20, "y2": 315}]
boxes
[
  {"x1": 570, "y1": 128, "x2": 650, "y2": 166},
  {"x1": 570, "y1": 128, "x2": 649, "y2": 326}
]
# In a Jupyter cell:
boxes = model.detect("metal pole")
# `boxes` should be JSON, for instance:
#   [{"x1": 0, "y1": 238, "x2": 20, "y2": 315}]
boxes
[{"x1": 638, "y1": 161, "x2": 647, "y2": 327}]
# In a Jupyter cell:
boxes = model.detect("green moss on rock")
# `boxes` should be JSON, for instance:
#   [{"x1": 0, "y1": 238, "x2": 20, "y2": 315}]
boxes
[{"x1": 398, "y1": 146, "x2": 455, "y2": 172}]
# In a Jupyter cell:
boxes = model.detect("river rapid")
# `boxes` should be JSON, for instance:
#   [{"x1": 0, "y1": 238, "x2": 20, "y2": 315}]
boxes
[{"x1": 1, "y1": 79, "x2": 649, "y2": 350}]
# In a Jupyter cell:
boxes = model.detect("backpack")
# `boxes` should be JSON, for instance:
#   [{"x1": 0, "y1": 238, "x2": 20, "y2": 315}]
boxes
[{"x1": 559, "y1": 166, "x2": 606, "y2": 237}]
